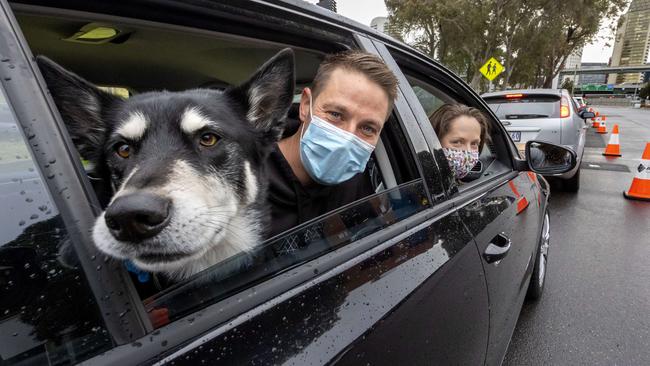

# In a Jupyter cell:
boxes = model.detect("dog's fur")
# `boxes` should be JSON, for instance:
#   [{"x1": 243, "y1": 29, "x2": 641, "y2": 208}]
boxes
[{"x1": 37, "y1": 49, "x2": 295, "y2": 280}]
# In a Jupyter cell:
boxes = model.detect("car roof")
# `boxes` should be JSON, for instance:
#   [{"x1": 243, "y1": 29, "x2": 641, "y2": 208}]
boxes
[{"x1": 482, "y1": 89, "x2": 565, "y2": 98}]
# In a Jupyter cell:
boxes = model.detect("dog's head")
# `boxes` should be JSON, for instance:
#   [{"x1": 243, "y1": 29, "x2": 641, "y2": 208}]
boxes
[{"x1": 38, "y1": 49, "x2": 295, "y2": 277}]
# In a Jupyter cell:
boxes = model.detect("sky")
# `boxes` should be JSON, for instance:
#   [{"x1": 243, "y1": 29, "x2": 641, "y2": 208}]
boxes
[{"x1": 306, "y1": 0, "x2": 619, "y2": 64}]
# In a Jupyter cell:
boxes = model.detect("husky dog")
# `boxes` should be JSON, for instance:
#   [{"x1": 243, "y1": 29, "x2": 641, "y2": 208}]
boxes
[{"x1": 37, "y1": 49, "x2": 295, "y2": 280}]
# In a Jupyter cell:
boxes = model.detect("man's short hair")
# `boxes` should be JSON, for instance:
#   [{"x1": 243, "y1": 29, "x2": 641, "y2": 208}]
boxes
[{"x1": 311, "y1": 50, "x2": 399, "y2": 113}]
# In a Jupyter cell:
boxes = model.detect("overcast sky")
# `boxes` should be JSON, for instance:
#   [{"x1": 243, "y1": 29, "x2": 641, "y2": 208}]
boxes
[{"x1": 305, "y1": 0, "x2": 619, "y2": 64}]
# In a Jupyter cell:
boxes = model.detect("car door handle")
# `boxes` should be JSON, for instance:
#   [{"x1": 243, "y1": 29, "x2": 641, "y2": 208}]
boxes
[{"x1": 483, "y1": 233, "x2": 511, "y2": 263}]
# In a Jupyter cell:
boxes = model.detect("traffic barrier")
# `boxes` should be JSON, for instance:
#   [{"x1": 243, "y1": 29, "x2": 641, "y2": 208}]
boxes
[
  {"x1": 596, "y1": 119, "x2": 607, "y2": 134},
  {"x1": 508, "y1": 180, "x2": 529, "y2": 214},
  {"x1": 624, "y1": 143, "x2": 650, "y2": 201},
  {"x1": 593, "y1": 115, "x2": 605, "y2": 128},
  {"x1": 602, "y1": 124, "x2": 622, "y2": 157}
]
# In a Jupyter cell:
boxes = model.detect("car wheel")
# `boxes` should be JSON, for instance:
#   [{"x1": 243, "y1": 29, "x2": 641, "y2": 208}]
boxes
[
  {"x1": 563, "y1": 167, "x2": 580, "y2": 192},
  {"x1": 527, "y1": 211, "x2": 550, "y2": 301}
]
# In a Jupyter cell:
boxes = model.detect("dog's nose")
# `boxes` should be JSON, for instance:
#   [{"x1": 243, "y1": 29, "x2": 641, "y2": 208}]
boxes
[{"x1": 104, "y1": 192, "x2": 171, "y2": 242}]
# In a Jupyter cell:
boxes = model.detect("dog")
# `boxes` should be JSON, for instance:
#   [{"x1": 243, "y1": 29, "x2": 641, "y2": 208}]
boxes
[{"x1": 37, "y1": 49, "x2": 295, "y2": 280}]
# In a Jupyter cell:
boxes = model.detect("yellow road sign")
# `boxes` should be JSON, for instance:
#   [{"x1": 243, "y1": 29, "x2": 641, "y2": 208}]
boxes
[{"x1": 480, "y1": 57, "x2": 504, "y2": 81}]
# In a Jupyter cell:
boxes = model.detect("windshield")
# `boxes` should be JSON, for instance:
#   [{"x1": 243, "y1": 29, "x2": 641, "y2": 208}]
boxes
[{"x1": 485, "y1": 95, "x2": 561, "y2": 119}]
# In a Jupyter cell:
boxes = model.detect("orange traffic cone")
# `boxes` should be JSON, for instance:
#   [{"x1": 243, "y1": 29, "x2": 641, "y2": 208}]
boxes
[
  {"x1": 508, "y1": 180, "x2": 529, "y2": 214},
  {"x1": 596, "y1": 119, "x2": 607, "y2": 134},
  {"x1": 624, "y1": 143, "x2": 650, "y2": 201},
  {"x1": 593, "y1": 115, "x2": 605, "y2": 128},
  {"x1": 603, "y1": 124, "x2": 622, "y2": 157}
]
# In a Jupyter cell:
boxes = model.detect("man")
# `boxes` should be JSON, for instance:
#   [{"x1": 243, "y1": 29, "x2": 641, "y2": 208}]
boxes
[{"x1": 266, "y1": 50, "x2": 399, "y2": 238}]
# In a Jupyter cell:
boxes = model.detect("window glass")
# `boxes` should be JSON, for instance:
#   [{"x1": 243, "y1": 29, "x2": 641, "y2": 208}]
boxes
[
  {"x1": 143, "y1": 179, "x2": 430, "y2": 328},
  {"x1": 484, "y1": 96, "x2": 561, "y2": 119},
  {"x1": 17, "y1": 8, "x2": 427, "y2": 332},
  {"x1": 0, "y1": 89, "x2": 112, "y2": 365},
  {"x1": 407, "y1": 77, "x2": 455, "y2": 118},
  {"x1": 398, "y1": 69, "x2": 513, "y2": 188}
]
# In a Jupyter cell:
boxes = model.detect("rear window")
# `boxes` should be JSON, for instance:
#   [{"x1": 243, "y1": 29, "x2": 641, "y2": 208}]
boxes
[{"x1": 485, "y1": 95, "x2": 560, "y2": 119}]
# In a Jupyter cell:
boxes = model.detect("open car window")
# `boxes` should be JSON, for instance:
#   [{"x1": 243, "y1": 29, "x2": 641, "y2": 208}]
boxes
[
  {"x1": 14, "y1": 3, "x2": 430, "y2": 341},
  {"x1": 393, "y1": 64, "x2": 513, "y2": 192}
]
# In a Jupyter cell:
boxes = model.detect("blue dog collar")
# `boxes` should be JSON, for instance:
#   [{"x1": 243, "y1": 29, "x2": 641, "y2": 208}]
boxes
[{"x1": 124, "y1": 260, "x2": 151, "y2": 283}]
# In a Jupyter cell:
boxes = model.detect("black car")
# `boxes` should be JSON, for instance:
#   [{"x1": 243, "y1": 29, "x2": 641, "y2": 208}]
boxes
[{"x1": 0, "y1": 1, "x2": 576, "y2": 365}]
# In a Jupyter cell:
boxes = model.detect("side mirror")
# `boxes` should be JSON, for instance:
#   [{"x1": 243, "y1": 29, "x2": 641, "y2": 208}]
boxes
[
  {"x1": 525, "y1": 141, "x2": 577, "y2": 175},
  {"x1": 580, "y1": 110, "x2": 595, "y2": 119}
]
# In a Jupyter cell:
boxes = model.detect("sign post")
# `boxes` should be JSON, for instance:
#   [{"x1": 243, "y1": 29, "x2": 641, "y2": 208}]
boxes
[{"x1": 480, "y1": 57, "x2": 505, "y2": 91}]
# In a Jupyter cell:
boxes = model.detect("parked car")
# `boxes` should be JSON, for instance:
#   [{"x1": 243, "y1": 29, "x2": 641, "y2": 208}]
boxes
[
  {"x1": 482, "y1": 89, "x2": 594, "y2": 192},
  {"x1": 573, "y1": 96, "x2": 587, "y2": 110},
  {"x1": 0, "y1": 1, "x2": 576, "y2": 365}
]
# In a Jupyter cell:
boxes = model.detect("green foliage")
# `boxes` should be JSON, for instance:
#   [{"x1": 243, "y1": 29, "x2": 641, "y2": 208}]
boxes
[
  {"x1": 639, "y1": 83, "x2": 650, "y2": 100},
  {"x1": 386, "y1": 0, "x2": 630, "y2": 92},
  {"x1": 561, "y1": 78, "x2": 574, "y2": 92}
]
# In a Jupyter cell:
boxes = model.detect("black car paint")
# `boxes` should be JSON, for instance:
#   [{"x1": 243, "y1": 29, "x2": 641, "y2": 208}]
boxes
[{"x1": 0, "y1": 1, "x2": 550, "y2": 365}]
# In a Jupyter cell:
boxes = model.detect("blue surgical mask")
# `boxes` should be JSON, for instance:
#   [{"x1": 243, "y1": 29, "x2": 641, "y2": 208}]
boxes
[{"x1": 299, "y1": 95, "x2": 375, "y2": 185}]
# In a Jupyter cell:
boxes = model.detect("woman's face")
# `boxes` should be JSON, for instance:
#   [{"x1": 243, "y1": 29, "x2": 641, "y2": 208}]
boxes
[{"x1": 440, "y1": 115, "x2": 482, "y2": 152}]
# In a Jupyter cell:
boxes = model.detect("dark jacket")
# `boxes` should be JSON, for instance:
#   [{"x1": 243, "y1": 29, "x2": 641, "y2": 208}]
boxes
[{"x1": 265, "y1": 144, "x2": 375, "y2": 239}]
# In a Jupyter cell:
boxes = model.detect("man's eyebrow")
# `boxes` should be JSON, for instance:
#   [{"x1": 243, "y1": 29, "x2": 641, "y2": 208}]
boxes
[{"x1": 320, "y1": 102, "x2": 349, "y2": 113}]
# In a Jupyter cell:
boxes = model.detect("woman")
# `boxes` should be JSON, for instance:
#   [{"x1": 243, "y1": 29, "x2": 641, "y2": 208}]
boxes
[{"x1": 428, "y1": 104, "x2": 490, "y2": 180}]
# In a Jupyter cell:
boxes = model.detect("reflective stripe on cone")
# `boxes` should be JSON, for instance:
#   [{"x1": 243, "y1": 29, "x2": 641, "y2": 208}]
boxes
[
  {"x1": 624, "y1": 142, "x2": 650, "y2": 201},
  {"x1": 603, "y1": 124, "x2": 622, "y2": 157}
]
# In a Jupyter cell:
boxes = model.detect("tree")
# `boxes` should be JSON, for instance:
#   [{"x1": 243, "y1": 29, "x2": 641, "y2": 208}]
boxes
[
  {"x1": 386, "y1": 0, "x2": 629, "y2": 92},
  {"x1": 561, "y1": 78, "x2": 574, "y2": 92},
  {"x1": 639, "y1": 83, "x2": 650, "y2": 100}
]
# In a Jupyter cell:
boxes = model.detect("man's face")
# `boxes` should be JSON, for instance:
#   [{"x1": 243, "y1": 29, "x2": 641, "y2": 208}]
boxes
[{"x1": 299, "y1": 68, "x2": 390, "y2": 146}]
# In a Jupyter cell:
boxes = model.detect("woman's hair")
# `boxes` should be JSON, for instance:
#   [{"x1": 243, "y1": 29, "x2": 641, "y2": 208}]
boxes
[{"x1": 428, "y1": 104, "x2": 491, "y2": 151}]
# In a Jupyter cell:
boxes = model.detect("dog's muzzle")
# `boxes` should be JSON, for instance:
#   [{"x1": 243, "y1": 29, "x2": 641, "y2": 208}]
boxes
[{"x1": 104, "y1": 192, "x2": 171, "y2": 242}]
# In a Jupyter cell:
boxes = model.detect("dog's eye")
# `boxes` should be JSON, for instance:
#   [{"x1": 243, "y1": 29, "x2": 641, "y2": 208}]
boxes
[
  {"x1": 115, "y1": 144, "x2": 131, "y2": 158},
  {"x1": 199, "y1": 133, "x2": 219, "y2": 147}
]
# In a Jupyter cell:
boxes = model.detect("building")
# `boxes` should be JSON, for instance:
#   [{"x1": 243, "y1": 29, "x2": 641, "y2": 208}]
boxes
[
  {"x1": 579, "y1": 62, "x2": 608, "y2": 86},
  {"x1": 316, "y1": 0, "x2": 336, "y2": 12},
  {"x1": 608, "y1": 0, "x2": 650, "y2": 84},
  {"x1": 563, "y1": 47, "x2": 583, "y2": 85},
  {"x1": 370, "y1": 16, "x2": 402, "y2": 40}
]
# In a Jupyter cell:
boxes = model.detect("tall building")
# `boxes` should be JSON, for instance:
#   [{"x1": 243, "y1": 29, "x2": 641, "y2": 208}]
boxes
[
  {"x1": 316, "y1": 0, "x2": 336, "y2": 12},
  {"x1": 370, "y1": 16, "x2": 402, "y2": 40},
  {"x1": 563, "y1": 47, "x2": 583, "y2": 85},
  {"x1": 608, "y1": 0, "x2": 650, "y2": 84}
]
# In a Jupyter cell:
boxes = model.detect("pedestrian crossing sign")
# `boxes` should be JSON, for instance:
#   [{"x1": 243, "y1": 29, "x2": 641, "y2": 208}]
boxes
[{"x1": 480, "y1": 57, "x2": 504, "y2": 81}]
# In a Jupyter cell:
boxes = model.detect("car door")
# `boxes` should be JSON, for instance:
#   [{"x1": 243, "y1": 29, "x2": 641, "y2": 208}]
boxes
[
  {"x1": 382, "y1": 45, "x2": 543, "y2": 366},
  {"x1": 4, "y1": 1, "x2": 489, "y2": 365}
]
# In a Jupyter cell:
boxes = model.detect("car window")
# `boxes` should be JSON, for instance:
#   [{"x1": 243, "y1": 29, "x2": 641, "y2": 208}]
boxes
[
  {"x1": 0, "y1": 87, "x2": 113, "y2": 365},
  {"x1": 16, "y1": 6, "x2": 428, "y2": 334},
  {"x1": 392, "y1": 63, "x2": 513, "y2": 190},
  {"x1": 484, "y1": 95, "x2": 561, "y2": 119},
  {"x1": 144, "y1": 179, "x2": 430, "y2": 327}
]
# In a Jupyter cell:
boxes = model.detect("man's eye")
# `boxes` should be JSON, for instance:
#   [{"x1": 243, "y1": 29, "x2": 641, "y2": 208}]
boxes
[
  {"x1": 361, "y1": 125, "x2": 377, "y2": 136},
  {"x1": 199, "y1": 133, "x2": 219, "y2": 147},
  {"x1": 328, "y1": 111, "x2": 342, "y2": 119},
  {"x1": 115, "y1": 143, "x2": 131, "y2": 159}
]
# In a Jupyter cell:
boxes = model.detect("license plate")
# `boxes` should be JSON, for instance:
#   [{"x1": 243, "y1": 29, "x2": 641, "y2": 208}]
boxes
[{"x1": 509, "y1": 131, "x2": 521, "y2": 142}]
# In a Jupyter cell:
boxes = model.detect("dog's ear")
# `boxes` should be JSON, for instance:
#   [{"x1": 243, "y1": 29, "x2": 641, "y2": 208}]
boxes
[
  {"x1": 226, "y1": 48, "x2": 295, "y2": 142},
  {"x1": 36, "y1": 56, "x2": 121, "y2": 161}
]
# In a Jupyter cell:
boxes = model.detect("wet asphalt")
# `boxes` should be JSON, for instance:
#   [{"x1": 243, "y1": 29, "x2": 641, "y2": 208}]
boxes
[{"x1": 503, "y1": 106, "x2": 650, "y2": 366}]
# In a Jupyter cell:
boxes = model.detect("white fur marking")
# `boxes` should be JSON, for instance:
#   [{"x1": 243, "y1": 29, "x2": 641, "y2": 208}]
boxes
[
  {"x1": 181, "y1": 107, "x2": 213, "y2": 134},
  {"x1": 116, "y1": 111, "x2": 148, "y2": 140},
  {"x1": 244, "y1": 161, "x2": 258, "y2": 204}
]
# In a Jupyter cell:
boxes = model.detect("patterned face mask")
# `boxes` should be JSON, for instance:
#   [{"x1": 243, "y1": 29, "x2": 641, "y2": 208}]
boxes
[{"x1": 442, "y1": 147, "x2": 480, "y2": 179}]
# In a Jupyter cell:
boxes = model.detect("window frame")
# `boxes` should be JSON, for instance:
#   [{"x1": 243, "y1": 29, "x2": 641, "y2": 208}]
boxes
[
  {"x1": 4, "y1": 2, "x2": 450, "y2": 364},
  {"x1": 0, "y1": 0, "x2": 148, "y2": 345},
  {"x1": 379, "y1": 44, "x2": 522, "y2": 195}
]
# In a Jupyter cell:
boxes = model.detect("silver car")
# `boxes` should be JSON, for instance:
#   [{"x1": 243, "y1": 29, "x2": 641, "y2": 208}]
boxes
[{"x1": 482, "y1": 89, "x2": 594, "y2": 192}]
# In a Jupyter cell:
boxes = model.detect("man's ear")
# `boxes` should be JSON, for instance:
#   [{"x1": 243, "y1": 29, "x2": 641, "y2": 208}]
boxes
[
  {"x1": 225, "y1": 48, "x2": 295, "y2": 143},
  {"x1": 36, "y1": 56, "x2": 121, "y2": 161}
]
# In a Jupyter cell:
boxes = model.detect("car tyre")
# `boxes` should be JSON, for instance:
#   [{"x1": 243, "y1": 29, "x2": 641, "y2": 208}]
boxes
[
  {"x1": 527, "y1": 211, "x2": 550, "y2": 301},
  {"x1": 563, "y1": 167, "x2": 580, "y2": 192}
]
